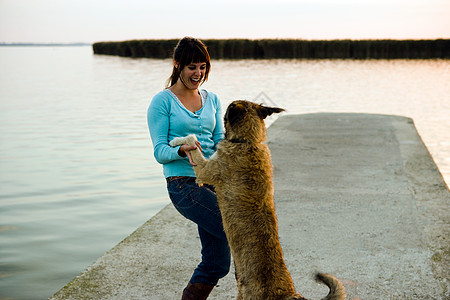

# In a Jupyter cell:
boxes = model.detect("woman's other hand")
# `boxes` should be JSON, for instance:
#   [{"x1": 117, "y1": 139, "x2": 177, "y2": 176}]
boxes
[{"x1": 178, "y1": 141, "x2": 203, "y2": 166}]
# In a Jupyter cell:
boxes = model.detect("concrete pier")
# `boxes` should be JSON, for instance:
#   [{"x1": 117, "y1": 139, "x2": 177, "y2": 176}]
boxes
[{"x1": 50, "y1": 114, "x2": 449, "y2": 299}]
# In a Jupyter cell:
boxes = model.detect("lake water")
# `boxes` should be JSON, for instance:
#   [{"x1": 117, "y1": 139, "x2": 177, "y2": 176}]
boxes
[{"x1": 0, "y1": 46, "x2": 449, "y2": 299}]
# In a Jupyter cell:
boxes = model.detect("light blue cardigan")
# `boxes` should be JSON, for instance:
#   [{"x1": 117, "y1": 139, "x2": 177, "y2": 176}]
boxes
[{"x1": 147, "y1": 89, "x2": 224, "y2": 178}]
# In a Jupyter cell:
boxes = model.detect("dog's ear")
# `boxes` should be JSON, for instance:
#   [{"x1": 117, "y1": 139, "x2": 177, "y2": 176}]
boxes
[
  {"x1": 225, "y1": 102, "x2": 246, "y2": 127},
  {"x1": 257, "y1": 105, "x2": 285, "y2": 120}
]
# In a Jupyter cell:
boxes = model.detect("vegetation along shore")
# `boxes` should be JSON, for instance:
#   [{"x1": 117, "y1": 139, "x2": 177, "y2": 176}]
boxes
[{"x1": 92, "y1": 39, "x2": 449, "y2": 59}]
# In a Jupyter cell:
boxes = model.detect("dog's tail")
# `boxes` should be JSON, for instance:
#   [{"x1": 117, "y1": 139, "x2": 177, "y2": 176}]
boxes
[{"x1": 314, "y1": 273, "x2": 346, "y2": 300}]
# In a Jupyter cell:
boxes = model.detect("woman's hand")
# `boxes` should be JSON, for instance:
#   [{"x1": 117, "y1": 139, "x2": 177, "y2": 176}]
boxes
[{"x1": 178, "y1": 141, "x2": 203, "y2": 166}]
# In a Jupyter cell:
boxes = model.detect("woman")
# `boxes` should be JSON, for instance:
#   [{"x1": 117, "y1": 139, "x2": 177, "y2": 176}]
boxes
[{"x1": 147, "y1": 37, "x2": 230, "y2": 300}]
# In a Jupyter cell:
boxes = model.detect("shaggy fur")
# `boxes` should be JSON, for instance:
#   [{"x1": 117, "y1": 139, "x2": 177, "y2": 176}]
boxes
[{"x1": 171, "y1": 100, "x2": 346, "y2": 300}]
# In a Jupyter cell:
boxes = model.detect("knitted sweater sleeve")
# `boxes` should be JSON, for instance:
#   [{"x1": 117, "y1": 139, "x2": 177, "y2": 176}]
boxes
[{"x1": 147, "y1": 92, "x2": 183, "y2": 164}]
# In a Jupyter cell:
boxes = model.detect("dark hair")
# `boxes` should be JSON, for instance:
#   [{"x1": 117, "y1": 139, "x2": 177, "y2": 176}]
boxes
[{"x1": 167, "y1": 37, "x2": 211, "y2": 87}]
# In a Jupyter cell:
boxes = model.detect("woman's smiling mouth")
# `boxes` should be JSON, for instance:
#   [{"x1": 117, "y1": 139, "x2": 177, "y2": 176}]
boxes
[{"x1": 191, "y1": 78, "x2": 201, "y2": 85}]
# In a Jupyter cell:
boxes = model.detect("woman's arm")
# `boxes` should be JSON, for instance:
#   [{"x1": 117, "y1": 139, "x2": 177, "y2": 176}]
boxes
[
  {"x1": 147, "y1": 94, "x2": 183, "y2": 164},
  {"x1": 211, "y1": 95, "x2": 225, "y2": 149}
]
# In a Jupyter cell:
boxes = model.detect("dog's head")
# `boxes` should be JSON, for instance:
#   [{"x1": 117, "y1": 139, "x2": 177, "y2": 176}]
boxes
[{"x1": 224, "y1": 100, "x2": 285, "y2": 143}]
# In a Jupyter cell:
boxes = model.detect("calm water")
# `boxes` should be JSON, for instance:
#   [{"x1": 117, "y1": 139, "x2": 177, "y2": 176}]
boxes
[{"x1": 0, "y1": 46, "x2": 449, "y2": 299}]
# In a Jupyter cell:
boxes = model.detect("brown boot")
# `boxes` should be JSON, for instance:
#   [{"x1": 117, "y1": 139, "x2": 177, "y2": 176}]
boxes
[{"x1": 181, "y1": 282, "x2": 215, "y2": 300}]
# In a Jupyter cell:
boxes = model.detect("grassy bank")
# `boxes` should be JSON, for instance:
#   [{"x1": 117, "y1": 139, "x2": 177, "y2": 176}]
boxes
[{"x1": 92, "y1": 39, "x2": 450, "y2": 59}]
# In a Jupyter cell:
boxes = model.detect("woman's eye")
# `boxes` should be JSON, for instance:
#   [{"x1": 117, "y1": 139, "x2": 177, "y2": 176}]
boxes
[{"x1": 187, "y1": 64, "x2": 206, "y2": 71}]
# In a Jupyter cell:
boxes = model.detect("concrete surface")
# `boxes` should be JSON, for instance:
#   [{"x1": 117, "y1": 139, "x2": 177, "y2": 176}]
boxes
[{"x1": 49, "y1": 113, "x2": 449, "y2": 300}]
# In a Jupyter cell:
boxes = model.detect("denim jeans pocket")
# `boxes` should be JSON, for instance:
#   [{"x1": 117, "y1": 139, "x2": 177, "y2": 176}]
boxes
[{"x1": 167, "y1": 177, "x2": 197, "y2": 217}]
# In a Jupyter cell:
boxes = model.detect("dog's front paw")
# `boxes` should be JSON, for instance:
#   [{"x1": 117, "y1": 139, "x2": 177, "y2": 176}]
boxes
[
  {"x1": 169, "y1": 134, "x2": 197, "y2": 147},
  {"x1": 169, "y1": 136, "x2": 185, "y2": 147}
]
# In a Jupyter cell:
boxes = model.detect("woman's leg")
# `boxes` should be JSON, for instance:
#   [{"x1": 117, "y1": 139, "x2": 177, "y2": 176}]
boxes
[
  {"x1": 167, "y1": 177, "x2": 231, "y2": 285},
  {"x1": 192, "y1": 225, "x2": 230, "y2": 285}
]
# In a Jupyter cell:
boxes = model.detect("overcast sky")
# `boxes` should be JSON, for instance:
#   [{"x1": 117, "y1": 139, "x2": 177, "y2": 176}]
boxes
[{"x1": 0, "y1": 0, "x2": 449, "y2": 43}]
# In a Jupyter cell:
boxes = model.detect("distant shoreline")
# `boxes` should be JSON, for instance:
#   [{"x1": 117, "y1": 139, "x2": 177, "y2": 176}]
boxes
[
  {"x1": 92, "y1": 39, "x2": 450, "y2": 59},
  {"x1": 0, "y1": 43, "x2": 91, "y2": 47}
]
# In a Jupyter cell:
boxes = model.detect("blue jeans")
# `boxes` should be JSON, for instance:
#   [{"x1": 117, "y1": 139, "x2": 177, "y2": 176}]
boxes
[{"x1": 167, "y1": 177, "x2": 231, "y2": 286}]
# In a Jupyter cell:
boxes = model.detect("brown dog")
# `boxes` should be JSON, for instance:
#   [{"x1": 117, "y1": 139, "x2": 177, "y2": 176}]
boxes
[{"x1": 172, "y1": 100, "x2": 346, "y2": 300}]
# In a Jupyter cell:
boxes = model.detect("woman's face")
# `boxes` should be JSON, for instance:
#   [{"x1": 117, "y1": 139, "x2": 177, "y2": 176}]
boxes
[{"x1": 178, "y1": 62, "x2": 207, "y2": 90}]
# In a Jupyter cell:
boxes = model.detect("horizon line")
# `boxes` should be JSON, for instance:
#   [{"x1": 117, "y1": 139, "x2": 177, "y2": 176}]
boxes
[{"x1": 2, "y1": 37, "x2": 450, "y2": 46}]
